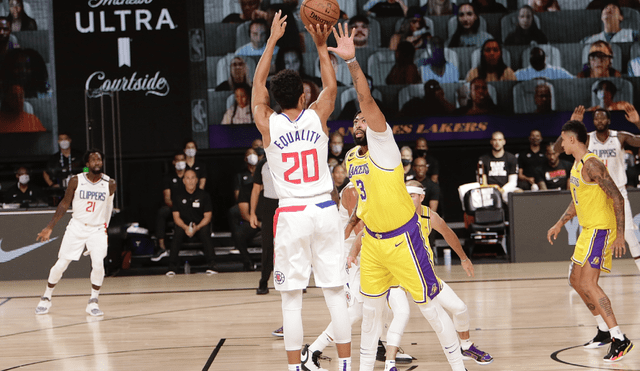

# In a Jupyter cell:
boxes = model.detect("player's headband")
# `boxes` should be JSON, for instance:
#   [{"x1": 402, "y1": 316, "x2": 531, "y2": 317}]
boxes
[{"x1": 406, "y1": 186, "x2": 425, "y2": 195}]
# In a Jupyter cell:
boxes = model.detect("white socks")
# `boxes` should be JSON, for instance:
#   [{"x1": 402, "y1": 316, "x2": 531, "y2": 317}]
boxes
[
  {"x1": 460, "y1": 338, "x2": 472, "y2": 351},
  {"x1": 594, "y1": 314, "x2": 609, "y2": 332},
  {"x1": 610, "y1": 326, "x2": 624, "y2": 341},
  {"x1": 384, "y1": 360, "x2": 396, "y2": 371},
  {"x1": 44, "y1": 286, "x2": 55, "y2": 299}
]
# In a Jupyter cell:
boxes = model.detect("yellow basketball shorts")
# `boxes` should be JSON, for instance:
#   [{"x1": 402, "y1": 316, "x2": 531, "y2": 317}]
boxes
[
  {"x1": 572, "y1": 226, "x2": 615, "y2": 273},
  {"x1": 360, "y1": 214, "x2": 441, "y2": 304}
]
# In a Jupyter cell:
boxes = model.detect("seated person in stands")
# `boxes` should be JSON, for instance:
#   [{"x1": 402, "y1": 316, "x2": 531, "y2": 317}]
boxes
[
  {"x1": 216, "y1": 56, "x2": 252, "y2": 92},
  {"x1": 534, "y1": 82, "x2": 554, "y2": 113},
  {"x1": 152, "y1": 152, "x2": 187, "y2": 260},
  {"x1": 386, "y1": 41, "x2": 421, "y2": 85},
  {"x1": 401, "y1": 146, "x2": 415, "y2": 180},
  {"x1": 515, "y1": 47, "x2": 573, "y2": 80},
  {"x1": 587, "y1": 0, "x2": 640, "y2": 10},
  {"x1": 399, "y1": 79, "x2": 455, "y2": 118},
  {"x1": 235, "y1": 19, "x2": 276, "y2": 57},
  {"x1": 587, "y1": 79, "x2": 633, "y2": 111},
  {"x1": 349, "y1": 15, "x2": 373, "y2": 49},
  {"x1": 3, "y1": 166, "x2": 44, "y2": 206},
  {"x1": 479, "y1": 131, "x2": 519, "y2": 201},
  {"x1": 43, "y1": 133, "x2": 84, "y2": 188},
  {"x1": 332, "y1": 164, "x2": 349, "y2": 192},
  {"x1": 222, "y1": 0, "x2": 267, "y2": 23},
  {"x1": 412, "y1": 157, "x2": 440, "y2": 210},
  {"x1": 517, "y1": 129, "x2": 545, "y2": 190},
  {"x1": 528, "y1": 0, "x2": 559, "y2": 12},
  {"x1": 389, "y1": 10, "x2": 431, "y2": 51},
  {"x1": 419, "y1": 36, "x2": 459, "y2": 84},
  {"x1": 302, "y1": 79, "x2": 320, "y2": 109},
  {"x1": 0, "y1": 84, "x2": 45, "y2": 133},
  {"x1": 426, "y1": 0, "x2": 455, "y2": 15},
  {"x1": 328, "y1": 131, "x2": 348, "y2": 164},
  {"x1": 183, "y1": 139, "x2": 207, "y2": 190},
  {"x1": 415, "y1": 137, "x2": 440, "y2": 183},
  {"x1": 460, "y1": 77, "x2": 499, "y2": 115},
  {"x1": 0, "y1": 16, "x2": 19, "y2": 61},
  {"x1": 577, "y1": 41, "x2": 621, "y2": 78},
  {"x1": 471, "y1": 0, "x2": 507, "y2": 14},
  {"x1": 2, "y1": 49, "x2": 50, "y2": 98},
  {"x1": 274, "y1": 47, "x2": 322, "y2": 86},
  {"x1": 166, "y1": 169, "x2": 217, "y2": 276},
  {"x1": 8, "y1": 0, "x2": 36, "y2": 31},
  {"x1": 535, "y1": 142, "x2": 572, "y2": 190},
  {"x1": 466, "y1": 39, "x2": 516, "y2": 82},
  {"x1": 221, "y1": 83, "x2": 253, "y2": 124},
  {"x1": 582, "y1": 4, "x2": 639, "y2": 44},
  {"x1": 447, "y1": 3, "x2": 493, "y2": 48},
  {"x1": 364, "y1": 0, "x2": 408, "y2": 17},
  {"x1": 504, "y1": 5, "x2": 548, "y2": 46}
]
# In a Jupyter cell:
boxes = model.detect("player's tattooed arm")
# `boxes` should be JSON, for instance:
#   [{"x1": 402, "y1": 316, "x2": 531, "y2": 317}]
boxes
[
  {"x1": 547, "y1": 201, "x2": 575, "y2": 245},
  {"x1": 584, "y1": 158, "x2": 625, "y2": 236}
]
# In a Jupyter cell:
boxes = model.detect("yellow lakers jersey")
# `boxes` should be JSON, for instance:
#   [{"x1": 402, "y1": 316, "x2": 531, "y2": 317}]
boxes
[
  {"x1": 344, "y1": 146, "x2": 415, "y2": 232},
  {"x1": 569, "y1": 152, "x2": 616, "y2": 230},
  {"x1": 419, "y1": 205, "x2": 432, "y2": 237}
]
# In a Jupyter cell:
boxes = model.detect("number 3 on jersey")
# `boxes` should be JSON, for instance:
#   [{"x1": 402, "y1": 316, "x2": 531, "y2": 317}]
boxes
[
  {"x1": 283, "y1": 149, "x2": 319, "y2": 184},
  {"x1": 356, "y1": 179, "x2": 367, "y2": 201}
]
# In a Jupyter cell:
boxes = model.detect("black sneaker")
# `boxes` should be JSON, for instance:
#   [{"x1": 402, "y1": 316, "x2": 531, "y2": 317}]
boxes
[
  {"x1": 604, "y1": 335, "x2": 634, "y2": 362},
  {"x1": 301, "y1": 344, "x2": 330, "y2": 371},
  {"x1": 583, "y1": 327, "x2": 612, "y2": 349},
  {"x1": 150, "y1": 249, "x2": 169, "y2": 262}
]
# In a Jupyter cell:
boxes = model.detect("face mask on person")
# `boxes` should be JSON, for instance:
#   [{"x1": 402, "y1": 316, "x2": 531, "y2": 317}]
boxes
[
  {"x1": 331, "y1": 144, "x2": 343, "y2": 154},
  {"x1": 18, "y1": 174, "x2": 29, "y2": 184},
  {"x1": 247, "y1": 154, "x2": 259, "y2": 165},
  {"x1": 401, "y1": 159, "x2": 412, "y2": 166},
  {"x1": 59, "y1": 140, "x2": 70, "y2": 150},
  {"x1": 175, "y1": 161, "x2": 187, "y2": 171},
  {"x1": 185, "y1": 148, "x2": 197, "y2": 157},
  {"x1": 414, "y1": 149, "x2": 427, "y2": 158}
]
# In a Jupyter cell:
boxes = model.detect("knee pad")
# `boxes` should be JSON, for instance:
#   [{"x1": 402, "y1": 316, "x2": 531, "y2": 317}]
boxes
[
  {"x1": 48, "y1": 259, "x2": 72, "y2": 284},
  {"x1": 437, "y1": 283, "x2": 468, "y2": 332},
  {"x1": 281, "y1": 290, "x2": 304, "y2": 351},
  {"x1": 419, "y1": 303, "x2": 443, "y2": 333},
  {"x1": 322, "y1": 287, "x2": 351, "y2": 344},
  {"x1": 386, "y1": 289, "x2": 410, "y2": 347},
  {"x1": 361, "y1": 298, "x2": 385, "y2": 352},
  {"x1": 90, "y1": 258, "x2": 105, "y2": 287}
]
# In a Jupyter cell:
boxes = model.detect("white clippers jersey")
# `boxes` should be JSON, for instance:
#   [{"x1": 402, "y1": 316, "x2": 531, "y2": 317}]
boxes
[
  {"x1": 72, "y1": 173, "x2": 111, "y2": 226},
  {"x1": 588, "y1": 130, "x2": 627, "y2": 187},
  {"x1": 265, "y1": 109, "x2": 333, "y2": 199},
  {"x1": 339, "y1": 182, "x2": 356, "y2": 248}
]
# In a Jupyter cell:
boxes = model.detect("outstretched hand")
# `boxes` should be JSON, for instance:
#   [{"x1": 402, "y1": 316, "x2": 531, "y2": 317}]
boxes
[
  {"x1": 305, "y1": 23, "x2": 332, "y2": 47},
  {"x1": 269, "y1": 11, "x2": 287, "y2": 42},
  {"x1": 625, "y1": 104, "x2": 640, "y2": 124},
  {"x1": 328, "y1": 23, "x2": 355, "y2": 61},
  {"x1": 570, "y1": 105, "x2": 585, "y2": 122},
  {"x1": 37, "y1": 227, "x2": 52, "y2": 242}
]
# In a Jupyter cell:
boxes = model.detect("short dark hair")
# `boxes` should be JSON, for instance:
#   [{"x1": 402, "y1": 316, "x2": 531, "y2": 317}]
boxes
[
  {"x1": 84, "y1": 149, "x2": 105, "y2": 164},
  {"x1": 353, "y1": 110, "x2": 362, "y2": 121},
  {"x1": 183, "y1": 138, "x2": 197, "y2": 149},
  {"x1": 594, "y1": 107, "x2": 611, "y2": 120},
  {"x1": 349, "y1": 15, "x2": 369, "y2": 27},
  {"x1": 248, "y1": 18, "x2": 268, "y2": 35},
  {"x1": 562, "y1": 120, "x2": 588, "y2": 144},
  {"x1": 270, "y1": 69, "x2": 303, "y2": 110}
]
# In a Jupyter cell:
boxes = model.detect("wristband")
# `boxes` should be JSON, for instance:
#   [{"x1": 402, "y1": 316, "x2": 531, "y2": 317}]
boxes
[
  {"x1": 345, "y1": 57, "x2": 357, "y2": 64},
  {"x1": 461, "y1": 259, "x2": 469, "y2": 263}
]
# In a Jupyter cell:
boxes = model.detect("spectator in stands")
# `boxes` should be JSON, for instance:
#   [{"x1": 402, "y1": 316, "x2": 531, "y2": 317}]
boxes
[
  {"x1": 302, "y1": 79, "x2": 320, "y2": 109},
  {"x1": 504, "y1": 5, "x2": 549, "y2": 46},
  {"x1": 517, "y1": 129, "x2": 545, "y2": 190},
  {"x1": 328, "y1": 131, "x2": 347, "y2": 164},
  {"x1": 43, "y1": 133, "x2": 83, "y2": 188},
  {"x1": 2, "y1": 48, "x2": 50, "y2": 98},
  {"x1": 420, "y1": 36, "x2": 459, "y2": 84},
  {"x1": 365, "y1": 0, "x2": 408, "y2": 17},
  {"x1": 479, "y1": 131, "x2": 519, "y2": 201},
  {"x1": 3, "y1": 166, "x2": 44, "y2": 205},
  {"x1": 447, "y1": 3, "x2": 494, "y2": 48},
  {"x1": 0, "y1": 17, "x2": 18, "y2": 61},
  {"x1": 332, "y1": 164, "x2": 349, "y2": 192},
  {"x1": 275, "y1": 47, "x2": 322, "y2": 86},
  {"x1": 514, "y1": 47, "x2": 573, "y2": 80},
  {"x1": 349, "y1": 15, "x2": 372, "y2": 49},
  {"x1": 0, "y1": 84, "x2": 45, "y2": 133},
  {"x1": 582, "y1": 4, "x2": 639, "y2": 44},
  {"x1": 399, "y1": 79, "x2": 455, "y2": 118},
  {"x1": 401, "y1": 146, "x2": 415, "y2": 180},
  {"x1": 472, "y1": 0, "x2": 507, "y2": 14},
  {"x1": 221, "y1": 83, "x2": 253, "y2": 125},
  {"x1": 629, "y1": 55, "x2": 640, "y2": 76},
  {"x1": 578, "y1": 41, "x2": 621, "y2": 78},
  {"x1": 235, "y1": 19, "x2": 276, "y2": 57},
  {"x1": 534, "y1": 82, "x2": 554, "y2": 113},
  {"x1": 415, "y1": 137, "x2": 440, "y2": 183},
  {"x1": 412, "y1": 157, "x2": 440, "y2": 210},
  {"x1": 166, "y1": 169, "x2": 217, "y2": 276},
  {"x1": 151, "y1": 152, "x2": 187, "y2": 261},
  {"x1": 389, "y1": 11, "x2": 431, "y2": 51},
  {"x1": 183, "y1": 139, "x2": 207, "y2": 190},
  {"x1": 222, "y1": 0, "x2": 267, "y2": 23},
  {"x1": 535, "y1": 142, "x2": 572, "y2": 190},
  {"x1": 426, "y1": 0, "x2": 455, "y2": 15},
  {"x1": 386, "y1": 41, "x2": 421, "y2": 85},
  {"x1": 466, "y1": 39, "x2": 516, "y2": 82},
  {"x1": 528, "y1": 0, "x2": 560, "y2": 12},
  {"x1": 587, "y1": 79, "x2": 633, "y2": 111},
  {"x1": 266, "y1": 4, "x2": 303, "y2": 50},
  {"x1": 7, "y1": 0, "x2": 36, "y2": 31},
  {"x1": 215, "y1": 56, "x2": 252, "y2": 92},
  {"x1": 587, "y1": 0, "x2": 640, "y2": 12},
  {"x1": 461, "y1": 77, "x2": 499, "y2": 115}
]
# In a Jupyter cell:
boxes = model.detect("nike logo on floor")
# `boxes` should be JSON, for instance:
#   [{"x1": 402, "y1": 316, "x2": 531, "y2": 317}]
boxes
[{"x1": 0, "y1": 238, "x2": 58, "y2": 263}]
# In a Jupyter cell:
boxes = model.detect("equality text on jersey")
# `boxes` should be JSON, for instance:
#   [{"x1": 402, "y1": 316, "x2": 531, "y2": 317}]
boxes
[
  {"x1": 79, "y1": 190, "x2": 107, "y2": 201},
  {"x1": 272, "y1": 129, "x2": 322, "y2": 150}
]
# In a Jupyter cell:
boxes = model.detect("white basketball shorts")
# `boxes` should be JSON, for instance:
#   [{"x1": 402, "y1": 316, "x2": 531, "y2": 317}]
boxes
[{"x1": 58, "y1": 218, "x2": 108, "y2": 261}]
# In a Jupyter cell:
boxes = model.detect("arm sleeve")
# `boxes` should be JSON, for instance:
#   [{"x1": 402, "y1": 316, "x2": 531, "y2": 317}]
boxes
[{"x1": 366, "y1": 124, "x2": 401, "y2": 169}]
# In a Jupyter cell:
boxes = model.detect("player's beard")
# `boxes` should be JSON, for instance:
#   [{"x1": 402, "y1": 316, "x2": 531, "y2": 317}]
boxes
[
  {"x1": 89, "y1": 166, "x2": 103, "y2": 175},
  {"x1": 353, "y1": 130, "x2": 367, "y2": 146}
]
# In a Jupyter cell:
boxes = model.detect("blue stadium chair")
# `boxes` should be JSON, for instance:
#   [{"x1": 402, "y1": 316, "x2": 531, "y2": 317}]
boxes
[
  {"x1": 367, "y1": 50, "x2": 396, "y2": 86},
  {"x1": 222, "y1": 0, "x2": 242, "y2": 21},
  {"x1": 340, "y1": 87, "x2": 383, "y2": 112},
  {"x1": 590, "y1": 78, "x2": 633, "y2": 107},
  {"x1": 471, "y1": 47, "x2": 512, "y2": 69},
  {"x1": 512, "y1": 80, "x2": 556, "y2": 113},
  {"x1": 500, "y1": 11, "x2": 541, "y2": 43},
  {"x1": 314, "y1": 55, "x2": 353, "y2": 86},
  {"x1": 557, "y1": 0, "x2": 591, "y2": 9},
  {"x1": 521, "y1": 44, "x2": 563, "y2": 68}
]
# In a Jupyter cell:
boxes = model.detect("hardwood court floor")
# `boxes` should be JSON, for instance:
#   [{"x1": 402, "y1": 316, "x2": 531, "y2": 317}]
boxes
[{"x1": 1, "y1": 260, "x2": 640, "y2": 371}]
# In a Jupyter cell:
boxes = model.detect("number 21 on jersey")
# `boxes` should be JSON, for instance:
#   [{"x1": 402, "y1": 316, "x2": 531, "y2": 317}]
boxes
[{"x1": 86, "y1": 201, "x2": 97, "y2": 212}]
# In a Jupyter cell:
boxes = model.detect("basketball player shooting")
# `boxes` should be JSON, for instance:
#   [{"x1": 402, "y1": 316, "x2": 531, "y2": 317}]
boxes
[
  {"x1": 35, "y1": 150, "x2": 116, "y2": 317},
  {"x1": 251, "y1": 11, "x2": 352, "y2": 371}
]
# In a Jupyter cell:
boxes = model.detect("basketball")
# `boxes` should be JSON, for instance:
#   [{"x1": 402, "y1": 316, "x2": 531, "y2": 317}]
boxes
[{"x1": 300, "y1": 0, "x2": 341, "y2": 29}]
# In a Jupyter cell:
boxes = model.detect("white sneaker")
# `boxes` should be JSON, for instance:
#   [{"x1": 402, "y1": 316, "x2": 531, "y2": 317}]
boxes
[
  {"x1": 86, "y1": 298, "x2": 104, "y2": 316},
  {"x1": 150, "y1": 250, "x2": 169, "y2": 262},
  {"x1": 166, "y1": 271, "x2": 176, "y2": 277},
  {"x1": 205, "y1": 269, "x2": 218, "y2": 275},
  {"x1": 35, "y1": 297, "x2": 51, "y2": 315}
]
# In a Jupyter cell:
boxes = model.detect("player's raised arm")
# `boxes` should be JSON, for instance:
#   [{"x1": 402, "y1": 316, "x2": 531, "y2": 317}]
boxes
[
  {"x1": 37, "y1": 176, "x2": 78, "y2": 242},
  {"x1": 306, "y1": 24, "x2": 336, "y2": 127},
  {"x1": 252, "y1": 11, "x2": 287, "y2": 142},
  {"x1": 329, "y1": 23, "x2": 386, "y2": 133}
]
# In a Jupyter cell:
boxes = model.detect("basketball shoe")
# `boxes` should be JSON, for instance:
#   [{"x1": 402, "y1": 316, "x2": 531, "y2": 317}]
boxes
[
  {"x1": 272, "y1": 326, "x2": 284, "y2": 337},
  {"x1": 35, "y1": 297, "x2": 51, "y2": 315},
  {"x1": 604, "y1": 335, "x2": 634, "y2": 362},
  {"x1": 461, "y1": 343, "x2": 493, "y2": 364},
  {"x1": 86, "y1": 298, "x2": 104, "y2": 316},
  {"x1": 583, "y1": 327, "x2": 612, "y2": 348},
  {"x1": 301, "y1": 344, "x2": 328, "y2": 371}
]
